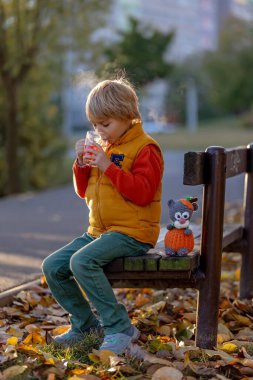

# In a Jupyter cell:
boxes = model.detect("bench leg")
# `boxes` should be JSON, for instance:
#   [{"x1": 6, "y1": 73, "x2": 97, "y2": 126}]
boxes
[
  {"x1": 196, "y1": 279, "x2": 221, "y2": 348},
  {"x1": 195, "y1": 147, "x2": 226, "y2": 348},
  {"x1": 240, "y1": 143, "x2": 253, "y2": 299}
]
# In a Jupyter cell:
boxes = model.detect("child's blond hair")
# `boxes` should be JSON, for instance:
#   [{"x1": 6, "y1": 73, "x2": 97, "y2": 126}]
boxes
[{"x1": 86, "y1": 78, "x2": 141, "y2": 123}]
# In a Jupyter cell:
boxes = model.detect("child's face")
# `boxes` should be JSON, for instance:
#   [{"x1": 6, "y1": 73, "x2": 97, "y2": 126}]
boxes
[{"x1": 92, "y1": 118, "x2": 131, "y2": 144}]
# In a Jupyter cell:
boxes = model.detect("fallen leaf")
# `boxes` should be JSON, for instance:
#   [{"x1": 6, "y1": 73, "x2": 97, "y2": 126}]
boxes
[
  {"x1": 6, "y1": 326, "x2": 23, "y2": 338},
  {"x1": 23, "y1": 332, "x2": 46, "y2": 345},
  {"x1": 47, "y1": 374, "x2": 56, "y2": 380},
  {"x1": 98, "y1": 349, "x2": 117, "y2": 365},
  {"x1": 220, "y1": 343, "x2": 239, "y2": 354},
  {"x1": 17, "y1": 343, "x2": 39, "y2": 355},
  {"x1": 6, "y1": 336, "x2": 19, "y2": 346},
  {"x1": 152, "y1": 366, "x2": 183, "y2": 380},
  {"x1": 157, "y1": 325, "x2": 171, "y2": 336},
  {"x1": 241, "y1": 358, "x2": 253, "y2": 368},
  {"x1": 2, "y1": 365, "x2": 27, "y2": 378},
  {"x1": 67, "y1": 376, "x2": 101, "y2": 380},
  {"x1": 51, "y1": 325, "x2": 70, "y2": 336}
]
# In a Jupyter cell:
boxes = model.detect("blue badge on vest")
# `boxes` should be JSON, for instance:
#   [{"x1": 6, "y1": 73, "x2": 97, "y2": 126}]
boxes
[{"x1": 110, "y1": 154, "x2": 125, "y2": 168}]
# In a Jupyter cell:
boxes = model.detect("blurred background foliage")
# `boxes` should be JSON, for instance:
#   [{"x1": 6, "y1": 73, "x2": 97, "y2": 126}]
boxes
[
  {"x1": 97, "y1": 17, "x2": 174, "y2": 86},
  {"x1": 0, "y1": 0, "x2": 111, "y2": 196},
  {"x1": 0, "y1": 1, "x2": 253, "y2": 197}
]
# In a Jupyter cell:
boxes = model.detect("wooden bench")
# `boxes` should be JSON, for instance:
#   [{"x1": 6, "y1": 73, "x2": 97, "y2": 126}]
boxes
[{"x1": 104, "y1": 144, "x2": 253, "y2": 349}]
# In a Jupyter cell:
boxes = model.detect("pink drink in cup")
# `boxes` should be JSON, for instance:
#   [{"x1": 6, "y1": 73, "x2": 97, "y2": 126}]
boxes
[{"x1": 84, "y1": 130, "x2": 100, "y2": 165}]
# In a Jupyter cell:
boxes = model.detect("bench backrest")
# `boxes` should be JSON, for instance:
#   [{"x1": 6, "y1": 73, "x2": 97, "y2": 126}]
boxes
[{"x1": 183, "y1": 143, "x2": 253, "y2": 299}]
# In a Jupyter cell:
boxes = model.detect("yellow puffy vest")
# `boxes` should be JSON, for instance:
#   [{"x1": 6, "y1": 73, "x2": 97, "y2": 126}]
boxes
[{"x1": 85, "y1": 122, "x2": 163, "y2": 246}]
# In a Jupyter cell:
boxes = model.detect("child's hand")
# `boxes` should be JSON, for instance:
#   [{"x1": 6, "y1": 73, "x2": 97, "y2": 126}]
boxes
[
  {"x1": 84, "y1": 143, "x2": 111, "y2": 172},
  {"x1": 75, "y1": 139, "x2": 85, "y2": 166}
]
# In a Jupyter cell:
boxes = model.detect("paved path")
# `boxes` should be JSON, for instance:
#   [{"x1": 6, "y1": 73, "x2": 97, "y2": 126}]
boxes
[{"x1": 0, "y1": 151, "x2": 244, "y2": 292}]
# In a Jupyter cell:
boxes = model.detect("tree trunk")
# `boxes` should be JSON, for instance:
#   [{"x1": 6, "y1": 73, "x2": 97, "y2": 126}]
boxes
[{"x1": 3, "y1": 77, "x2": 20, "y2": 194}]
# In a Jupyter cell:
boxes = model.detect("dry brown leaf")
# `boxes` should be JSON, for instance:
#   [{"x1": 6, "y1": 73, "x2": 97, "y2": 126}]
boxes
[
  {"x1": 68, "y1": 368, "x2": 89, "y2": 375},
  {"x1": 147, "y1": 364, "x2": 167, "y2": 377},
  {"x1": 152, "y1": 366, "x2": 183, "y2": 380},
  {"x1": 6, "y1": 326, "x2": 23, "y2": 338},
  {"x1": 217, "y1": 322, "x2": 234, "y2": 344},
  {"x1": 135, "y1": 293, "x2": 151, "y2": 307},
  {"x1": 2, "y1": 365, "x2": 27, "y2": 378},
  {"x1": 235, "y1": 327, "x2": 253, "y2": 341},
  {"x1": 68, "y1": 375, "x2": 101, "y2": 380},
  {"x1": 97, "y1": 349, "x2": 117, "y2": 365},
  {"x1": 183, "y1": 313, "x2": 196, "y2": 323},
  {"x1": 47, "y1": 374, "x2": 56, "y2": 380},
  {"x1": 157, "y1": 325, "x2": 171, "y2": 336},
  {"x1": 241, "y1": 358, "x2": 253, "y2": 368}
]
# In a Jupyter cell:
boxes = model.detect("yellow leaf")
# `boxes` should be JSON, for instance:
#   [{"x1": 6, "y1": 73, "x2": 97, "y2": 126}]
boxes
[
  {"x1": 17, "y1": 343, "x2": 39, "y2": 354},
  {"x1": 235, "y1": 268, "x2": 240, "y2": 281},
  {"x1": 2, "y1": 365, "x2": 27, "y2": 378},
  {"x1": 52, "y1": 325, "x2": 70, "y2": 336},
  {"x1": 68, "y1": 369, "x2": 89, "y2": 375},
  {"x1": 232, "y1": 312, "x2": 251, "y2": 326},
  {"x1": 6, "y1": 336, "x2": 19, "y2": 345},
  {"x1": 32, "y1": 332, "x2": 46, "y2": 344},
  {"x1": 88, "y1": 353, "x2": 100, "y2": 363},
  {"x1": 220, "y1": 343, "x2": 239, "y2": 353},
  {"x1": 45, "y1": 358, "x2": 55, "y2": 365},
  {"x1": 23, "y1": 333, "x2": 33, "y2": 344}
]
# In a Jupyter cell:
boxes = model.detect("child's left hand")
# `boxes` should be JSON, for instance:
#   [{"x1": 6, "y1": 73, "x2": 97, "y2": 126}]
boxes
[{"x1": 84, "y1": 143, "x2": 111, "y2": 172}]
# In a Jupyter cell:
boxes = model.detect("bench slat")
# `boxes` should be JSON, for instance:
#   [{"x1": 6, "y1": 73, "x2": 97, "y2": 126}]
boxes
[
  {"x1": 103, "y1": 223, "x2": 243, "y2": 277},
  {"x1": 159, "y1": 251, "x2": 199, "y2": 271},
  {"x1": 184, "y1": 147, "x2": 248, "y2": 186},
  {"x1": 226, "y1": 147, "x2": 247, "y2": 178},
  {"x1": 184, "y1": 151, "x2": 206, "y2": 185},
  {"x1": 222, "y1": 224, "x2": 244, "y2": 250}
]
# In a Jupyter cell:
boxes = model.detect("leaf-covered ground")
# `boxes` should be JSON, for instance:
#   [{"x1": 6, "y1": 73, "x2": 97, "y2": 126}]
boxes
[{"x1": 1, "y1": 203, "x2": 252, "y2": 380}]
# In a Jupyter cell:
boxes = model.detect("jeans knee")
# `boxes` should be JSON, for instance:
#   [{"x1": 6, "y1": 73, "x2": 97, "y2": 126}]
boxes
[
  {"x1": 70, "y1": 252, "x2": 94, "y2": 275},
  {"x1": 42, "y1": 255, "x2": 54, "y2": 277},
  {"x1": 42, "y1": 254, "x2": 69, "y2": 281}
]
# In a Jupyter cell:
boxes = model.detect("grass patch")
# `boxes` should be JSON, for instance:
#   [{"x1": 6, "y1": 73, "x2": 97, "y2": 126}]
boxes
[
  {"x1": 41, "y1": 331, "x2": 102, "y2": 364},
  {"x1": 154, "y1": 116, "x2": 253, "y2": 150}
]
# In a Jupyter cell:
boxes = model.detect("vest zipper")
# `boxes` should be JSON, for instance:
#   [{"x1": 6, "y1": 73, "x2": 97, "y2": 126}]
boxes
[{"x1": 96, "y1": 172, "x2": 106, "y2": 231}]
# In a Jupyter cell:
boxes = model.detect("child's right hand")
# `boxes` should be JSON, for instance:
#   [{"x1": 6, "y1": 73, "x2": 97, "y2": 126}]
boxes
[{"x1": 75, "y1": 139, "x2": 85, "y2": 166}]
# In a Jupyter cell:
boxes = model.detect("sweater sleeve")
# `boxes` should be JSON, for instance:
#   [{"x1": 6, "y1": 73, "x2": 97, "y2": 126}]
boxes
[
  {"x1": 104, "y1": 145, "x2": 163, "y2": 206},
  {"x1": 72, "y1": 159, "x2": 91, "y2": 199}
]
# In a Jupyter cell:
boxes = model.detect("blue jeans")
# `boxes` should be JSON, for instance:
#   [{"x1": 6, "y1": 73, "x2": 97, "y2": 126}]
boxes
[{"x1": 42, "y1": 231, "x2": 150, "y2": 335}]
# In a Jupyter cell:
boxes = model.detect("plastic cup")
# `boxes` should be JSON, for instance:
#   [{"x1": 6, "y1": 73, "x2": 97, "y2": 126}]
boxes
[{"x1": 83, "y1": 130, "x2": 100, "y2": 165}]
